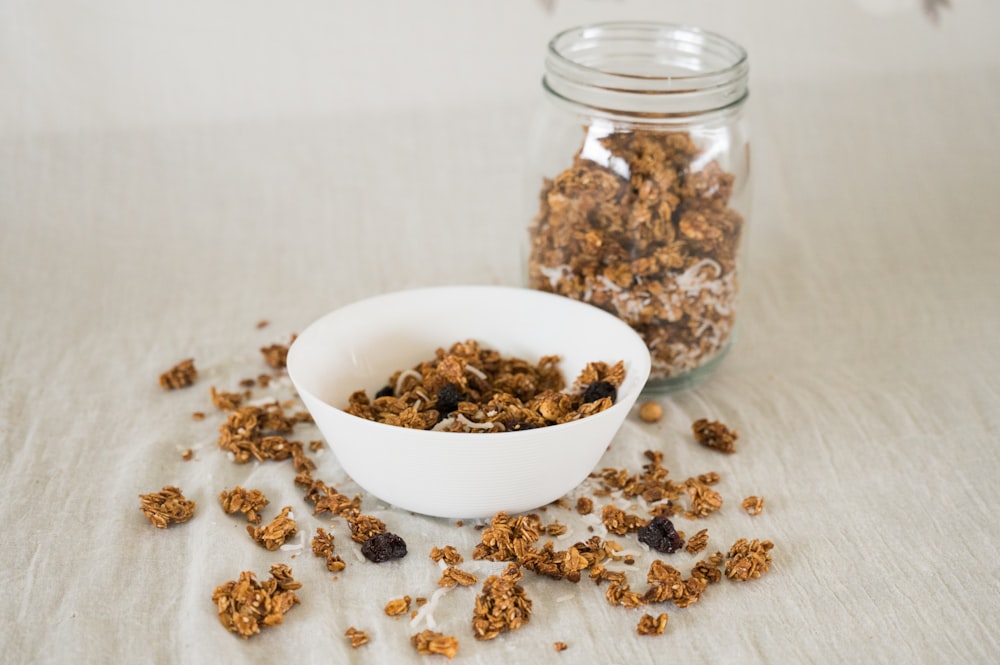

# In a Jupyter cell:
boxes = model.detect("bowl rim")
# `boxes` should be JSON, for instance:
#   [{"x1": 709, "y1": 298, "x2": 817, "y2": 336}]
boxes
[{"x1": 286, "y1": 284, "x2": 652, "y2": 442}]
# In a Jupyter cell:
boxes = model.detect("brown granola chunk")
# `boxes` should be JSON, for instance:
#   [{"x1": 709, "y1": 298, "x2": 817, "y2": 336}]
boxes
[
  {"x1": 411, "y1": 630, "x2": 459, "y2": 658},
  {"x1": 692, "y1": 418, "x2": 738, "y2": 454},
  {"x1": 345, "y1": 627, "x2": 369, "y2": 648},
  {"x1": 384, "y1": 595, "x2": 412, "y2": 616},
  {"x1": 311, "y1": 527, "x2": 346, "y2": 573},
  {"x1": 429, "y1": 545, "x2": 464, "y2": 565},
  {"x1": 247, "y1": 506, "x2": 297, "y2": 551},
  {"x1": 159, "y1": 358, "x2": 197, "y2": 390},
  {"x1": 575, "y1": 497, "x2": 594, "y2": 515},
  {"x1": 138, "y1": 486, "x2": 195, "y2": 528},
  {"x1": 218, "y1": 486, "x2": 269, "y2": 524},
  {"x1": 554, "y1": 641, "x2": 569, "y2": 652},
  {"x1": 725, "y1": 538, "x2": 774, "y2": 581},
  {"x1": 637, "y1": 612, "x2": 669, "y2": 636},
  {"x1": 438, "y1": 566, "x2": 479, "y2": 588},
  {"x1": 685, "y1": 528, "x2": 709, "y2": 554},
  {"x1": 211, "y1": 564, "x2": 301, "y2": 639},
  {"x1": 742, "y1": 495, "x2": 765, "y2": 515},
  {"x1": 472, "y1": 564, "x2": 532, "y2": 641},
  {"x1": 260, "y1": 336, "x2": 295, "y2": 369}
]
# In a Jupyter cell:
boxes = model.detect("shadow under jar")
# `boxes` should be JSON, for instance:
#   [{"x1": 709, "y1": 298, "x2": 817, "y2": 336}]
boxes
[{"x1": 526, "y1": 22, "x2": 750, "y2": 392}]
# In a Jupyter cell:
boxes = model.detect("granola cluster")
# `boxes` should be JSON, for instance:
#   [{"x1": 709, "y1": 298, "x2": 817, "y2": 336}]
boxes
[
  {"x1": 346, "y1": 340, "x2": 624, "y2": 432},
  {"x1": 138, "y1": 486, "x2": 196, "y2": 528},
  {"x1": 159, "y1": 358, "x2": 197, "y2": 390},
  {"x1": 692, "y1": 418, "x2": 739, "y2": 453},
  {"x1": 211, "y1": 564, "x2": 301, "y2": 639},
  {"x1": 528, "y1": 128, "x2": 744, "y2": 380},
  {"x1": 472, "y1": 563, "x2": 533, "y2": 641},
  {"x1": 412, "y1": 630, "x2": 460, "y2": 658},
  {"x1": 218, "y1": 486, "x2": 269, "y2": 524}
]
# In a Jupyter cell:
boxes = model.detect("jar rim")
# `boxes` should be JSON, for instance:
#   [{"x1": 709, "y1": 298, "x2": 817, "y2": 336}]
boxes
[{"x1": 544, "y1": 22, "x2": 748, "y2": 118}]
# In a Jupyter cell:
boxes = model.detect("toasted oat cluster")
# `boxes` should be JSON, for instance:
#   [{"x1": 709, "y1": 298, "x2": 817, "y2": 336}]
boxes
[
  {"x1": 311, "y1": 527, "x2": 346, "y2": 572},
  {"x1": 528, "y1": 129, "x2": 744, "y2": 380},
  {"x1": 742, "y1": 495, "x2": 765, "y2": 515},
  {"x1": 211, "y1": 564, "x2": 301, "y2": 639},
  {"x1": 692, "y1": 418, "x2": 738, "y2": 454},
  {"x1": 159, "y1": 358, "x2": 197, "y2": 390},
  {"x1": 472, "y1": 563, "x2": 532, "y2": 641},
  {"x1": 219, "y1": 486, "x2": 269, "y2": 524},
  {"x1": 636, "y1": 612, "x2": 669, "y2": 636},
  {"x1": 247, "y1": 506, "x2": 297, "y2": 551},
  {"x1": 725, "y1": 538, "x2": 774, "y2": 581},
  {"x1": 346, "y1": 340, "x2": 624, "y2": 432},
  {"x1": 411, "y1": 630, "x2": 459, "y2": 658},
  {"x1": 138, "y1": 486, "x2": 196, "y2": 528},
  {"x1": 260, "y1": 335, "x2": 295, "y2": 369},
  {"x1": 345, "y1": 627, "x2": 370, "y2": 648}
]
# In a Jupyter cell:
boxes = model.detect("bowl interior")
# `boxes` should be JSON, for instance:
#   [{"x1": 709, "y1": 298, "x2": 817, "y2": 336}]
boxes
[{"x1": 289, "y1": 285, "x2": 649, "y2": 409}]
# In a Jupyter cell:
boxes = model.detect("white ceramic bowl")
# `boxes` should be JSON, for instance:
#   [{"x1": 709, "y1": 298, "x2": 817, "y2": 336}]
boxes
[{"x1": 286, "y1": 285, "x2": 651, "y2": 519}]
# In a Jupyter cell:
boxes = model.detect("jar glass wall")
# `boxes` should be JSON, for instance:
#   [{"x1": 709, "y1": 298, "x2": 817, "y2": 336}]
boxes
[{"x1": 526, "y1": 22, "x2": 751, "y2": 391}]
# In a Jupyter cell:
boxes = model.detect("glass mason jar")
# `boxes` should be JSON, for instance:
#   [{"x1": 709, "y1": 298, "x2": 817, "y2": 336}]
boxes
[{"x1": 526, "y1": 22, "x2": 750, "y2": 391}]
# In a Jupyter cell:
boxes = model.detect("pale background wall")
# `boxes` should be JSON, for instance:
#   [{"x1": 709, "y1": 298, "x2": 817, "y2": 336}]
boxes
[{"x1": 3, "y1": 0, "x2": 999, "y2": 136}]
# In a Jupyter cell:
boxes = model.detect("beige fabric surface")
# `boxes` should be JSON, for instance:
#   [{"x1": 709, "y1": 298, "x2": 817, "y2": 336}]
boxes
[{"x1": 2, "y1": 2, "x2": 999, "y2": 663}]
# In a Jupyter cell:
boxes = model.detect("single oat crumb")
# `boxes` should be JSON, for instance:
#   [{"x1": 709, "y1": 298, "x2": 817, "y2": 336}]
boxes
[
  {"x1": 685, "y1": 528, "x2": 709, "y2": 554},
  {"x1": 411, "y1": 629, "x2": 459, "y2": 658},
  {"x1": 247, "y1": 506, "x2": 297, "y2": 551},
  {"x1": 211, "y1": 564, "x2": 301, "y2": 639},
  {"x1": 345, "y1": 627, "x2": 369, "y2": 648},
  {"x1": 138, "y1": 486, "x2": 196, "y2": 528},
  {"x1": 638, "y1": 401, "x2": 663, "y2": 423},
  {"x1": 219, "y1": 486, "x2": 269, "y2": 524},
  {"x1": 691, "y1": 418, "x2": 738, "y2": 454},
  {"x1": 637, "y1": 613, "x2": 669, "y2": 636},
  {"x1": 159, "y1": 358, "x2": 197, "y2": 390},
  {"x1": 742, "y1": 495, "x2": 765, "y2": 515},
  {"x1": 308, "y1": 439, "x2": 324, "y2": 452},
  {"x1": 384, "y1": 595, "x2": 412, "y2": 616},
  {"x1": 554, "y1": 641, "x2": 569, "y2": 652},
  {"x1": 575, "y1": 496, "x2": 594, "y2": 515},
  {"x1": 238, "y1": 378, "x2": 256, "y2": 389},
  {"x1": 181, "y1": 448, "x2": 194, "y2": 461},
  {"x1": 256, "y1": 319, "x2": 269, "y2": 329},
  {"x1": 455, "y1": 520, "x2": 464, "y2": 527},
  {"x1": 191, "y1": 411, "x2": 206, "y2": 421},
  {"x1": 210, "y1": 386, "x2": 247, "y2": 411},
  {"x1": 725, "y1": 538, "x2": 774, "y2": 581}
]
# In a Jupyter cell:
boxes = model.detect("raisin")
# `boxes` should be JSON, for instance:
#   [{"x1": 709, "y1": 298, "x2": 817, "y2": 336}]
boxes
[
  {"x1": 361, "y1": 532, "x2": 408, "y2": 563},
  {"x1": 581, "y1": 381, "x2": 617, "y2": 404},
  {"x1": 436, "y1": 383, "x2": 464, "y2": 416},
  {"x1": 637, "y1": 516, "x2": 684, "y2": 554},
  {"x1": 374, "y1": 385, "x2": 394, "y2": 399}
]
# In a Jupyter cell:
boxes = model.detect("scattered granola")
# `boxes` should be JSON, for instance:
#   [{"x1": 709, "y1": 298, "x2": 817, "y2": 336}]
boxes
[
  {"x1": 472, "y1": 564, "x2": 532, "y2": 640},
  {"x1": 528, "y1": 129, "x2": 744, "y2": 380},
  {"x1": 261, "y1": 336, "x2": 295, "y2": 370},
  {"x1": 430, "y1": 545, "x2": 464, "y2": 565},
  {"x1": 211, "y1": 564, "x2": 301, "y2": 639},
  {"x1": 685, "y1": 528, "x2": 709, "y2": 555},
  {"x1": 159, "y1": 358, "x2": 197, "y2": 390},
  {"x1": 210, "y1": 386, "x2": 248, "y2": 411},
  {"x1": 636, "y1": 613, "x2": 669, "y2": 636},
  {"x1": 191, "y1": 411, "x2": 205, "y2": 421},
  {"x1": 601, "y1": 504, "x2": 648, "y2": 535},
  {"x1": 385, "y1": 595, "x2": 412, "y2": 616},
  {"x1": 345, "y1": 627, "x2": 370, "y2": 648},
  {"x1": 638, "y1": 401, "x2": 663, "y2": 423},
  {"x1": 219, "y1": 486, "x2": 269, "y2": 524},
  {"x1": 684, "y1": 478, "x2": 724, "y2": 519},
  {"x1": 691, "y1": 552, "x2": 725, "y2": 585},
  {"x1": 247, "y1": 506, "x2": 297, "y2": 551},
  {"x1": 411, "y1": 630, "x2": 459, "y2": 658},
  {"x1": 644, "y1": 559, "x2": 707, "y2": 608},
  {"x1": 692, "y1": 418, "x2": 738, "y2": 454},
  {"x1": 725, "y1": 538, "x2": 774, "y2": 581},
  {"x1": 575, "y1": 496, "x2": 594, "y2": 515},
  {"x1": 554, "y1": 641, "x2": 569, "y2": 652},
  {"x1": 138, "y1": 486, "x2": 196, "y2": 528},
  {"x1": 181, "y1": 448, "x2": 194, "y2": 461},
  {"x1": 742, "y1": 495, "x2": 765, "y2": 515},
  {"x1": 311, "y1": 527, "x2": 346, "y2": 572},
  {"x1": 439, "y1": 566, "x2": 479, "y2": 588},
  {"x1": 345, "y1": 340, "x2": 623, "y2": 432}
]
